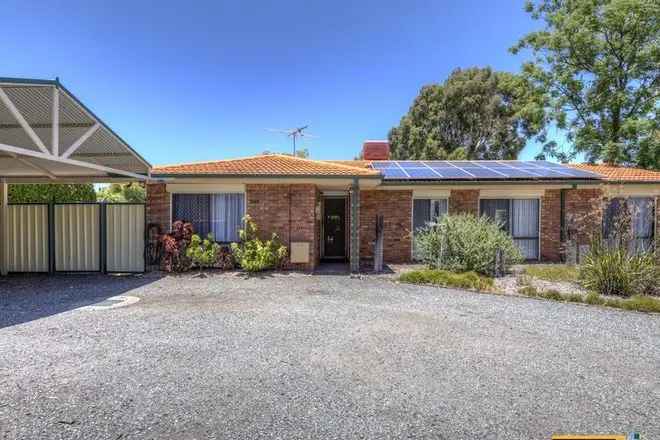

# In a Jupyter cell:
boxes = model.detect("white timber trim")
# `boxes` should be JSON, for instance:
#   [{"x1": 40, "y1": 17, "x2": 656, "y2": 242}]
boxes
[
  {"x1": 601, "y1": 183, "x2": 660, "y2": 198},
  {"x1": 52, "y1": 87, "x2": 59, "y2": 156},
  {"x1": 6, "y1": 152, "x2": 57, "y2": 180},
  {"x1": 412, "y1": 188, "x2": 450, "y2": 198},
  {"x1": 166, "y1": 183, "x2": 245, "y2": 193},
  {"x1": 0, "y1": 87, "x2": 51, "y2": 155},
  {"x1": 0, "y1": 142, "x2": 147, "y2": 180},
  {"x1": 61, "y1": 122, "x2": 100, "y2": 159},
  {"x1": 479, "y1": 188, "x2": 546, "y2": 198}
]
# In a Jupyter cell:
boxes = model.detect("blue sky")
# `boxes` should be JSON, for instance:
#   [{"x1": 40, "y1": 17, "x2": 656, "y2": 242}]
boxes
[{"x1": 2, "y1": 0, "x2": 560, "y2": 165}]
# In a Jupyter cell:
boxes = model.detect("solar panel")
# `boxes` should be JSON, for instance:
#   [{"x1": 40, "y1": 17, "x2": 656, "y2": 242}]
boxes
[{"x1": 370, "y1": 160, "x2": 602, "y2": 181}]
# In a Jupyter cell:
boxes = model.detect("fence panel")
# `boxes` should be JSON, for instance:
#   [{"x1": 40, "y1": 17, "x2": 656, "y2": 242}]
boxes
[
  {"x1": 106, "y1": 204, "x2": 145, "y2": 272},
  {"x1": 5, "y1": 204, "x2": 49, "y2": 272},
  {"x1": 54, "y1": 204, "x2": 100, "y2": 272}
]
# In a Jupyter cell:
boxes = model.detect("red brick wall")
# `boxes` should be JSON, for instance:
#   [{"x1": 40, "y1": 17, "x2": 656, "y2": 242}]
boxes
[
  {"x1": 540, "y1": 189, "x2": 562, "y2": 262},
  {"x1": 565, "y1": 188, "x2": 604, "y2": 247},
  {"x1": 449, "y1": 189, "x2": 479, "y2": 216},
  {"x1": 246, "y1": 184, "x2": 318, "y2": 270},
  {"x1": 146, "y1": 183, "x2": 170, "y2": 234},
  {"x1": 359, "y1": 190, "x2": 412, "y2": 263}
]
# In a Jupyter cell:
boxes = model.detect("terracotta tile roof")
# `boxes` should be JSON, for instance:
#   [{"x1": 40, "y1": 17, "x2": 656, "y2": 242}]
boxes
[
  {"x1": 152, "y1": 154, "x2": 380, "y2": 177},
  {"x1": 567, "y1": 163, "x2": 660, "y2": 182},
  {"x1": 323, "y1": 160, "x2": 373, "y2": 168}
]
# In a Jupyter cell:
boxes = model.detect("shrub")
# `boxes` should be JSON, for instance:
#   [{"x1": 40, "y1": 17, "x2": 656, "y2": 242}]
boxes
[
  {"x1": 518, "y1": 285, "x2": 538, "y2": 297},
  {"x1": 564, "y1": 293, "x2": 584, "y2": 303},
  {"x1": 415, "y1": 214, "x2": 523, "y2": 276},
  {"x1": 160, "y1": 221, "x2": 194, "y2": 272},
  {"x1": 399, "y1": 269, "x2": 494, "y2": 291},
  {"x1": 578, "y1": 240, "x2": 658, "y2": 297},
  {"x1": 215, "y1": 245, "x2": 235, "y2": 270},
  {"x1": 584, "y1": 292, "x2": 605, "y2": 305},
  {"x1": 231, "y1": 215, "x2": 287, "y2": 272},
  {"x1": 540, "y1": 289, "x2": 563, "y2": 301},
  {"x1": 186, "y1": 233, "x2": 221, "y2": 272}
]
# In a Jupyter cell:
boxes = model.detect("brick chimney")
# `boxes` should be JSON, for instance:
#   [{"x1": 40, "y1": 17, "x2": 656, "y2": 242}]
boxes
[{"x1": 362, "y1": 140, "x2": 390, "y2": 160}]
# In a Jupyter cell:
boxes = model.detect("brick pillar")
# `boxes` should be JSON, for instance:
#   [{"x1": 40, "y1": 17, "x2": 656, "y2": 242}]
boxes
[
  {"x1": 565, "y1": 188, "x2": 604, "y2": 248},
  {"x1": 540, "y1": 189, "x2": 562, "y2": 262},
  {"x1": 349, "y1": 179, "x2": 360, "y2": 272},
  {"x1": 449, "y1": 189, "x2": 479, "y2": 216},
  {"x1": 359, "y1": 190, "x2": 412, "y2": 263},
  {"x1": 146, "y1": 183, "x2": 170, "y2": 234}
]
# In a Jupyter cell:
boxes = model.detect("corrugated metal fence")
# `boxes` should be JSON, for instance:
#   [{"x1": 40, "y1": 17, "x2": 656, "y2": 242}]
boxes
[{"x1": 5, "y1": 202, "x2": 145, "y2": 273}]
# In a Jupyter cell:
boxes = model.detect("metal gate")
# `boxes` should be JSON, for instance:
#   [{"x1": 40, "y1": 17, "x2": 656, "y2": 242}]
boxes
[
  {"x1": 54, "y1": 204, "x2": 101, "y2": 272},
  {"x1": 5, "y1": 204, "x2": 49, "y2": 272},
  {"x1": 4, "y1": 202, "x2": 145, "y2": 274},
  {"x1": 105, "y1": 204, "x2": 145, "y2": 272}
]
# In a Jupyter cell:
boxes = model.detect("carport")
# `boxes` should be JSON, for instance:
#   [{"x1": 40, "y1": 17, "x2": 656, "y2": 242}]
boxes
[{"x1": 0, "y1": 77, "x2": 151, "y2": 275}]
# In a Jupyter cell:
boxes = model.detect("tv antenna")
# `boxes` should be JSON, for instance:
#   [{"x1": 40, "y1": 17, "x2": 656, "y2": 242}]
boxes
[{"x1": 265, "y1": 125, "x2": 318, "y2": 155}]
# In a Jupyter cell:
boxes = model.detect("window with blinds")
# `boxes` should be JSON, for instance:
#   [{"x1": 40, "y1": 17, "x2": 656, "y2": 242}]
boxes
[{"x1": 172, "y1": 193, "x2": 245, "y2": 242}]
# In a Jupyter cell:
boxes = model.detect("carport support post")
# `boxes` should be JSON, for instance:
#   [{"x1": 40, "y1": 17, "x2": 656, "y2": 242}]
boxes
[
  {"x1": 349, "y1": 177, "x2": 360, "y2": 273},
  {"x1": 0, "y1": 179, "x2": 7, "y2": 276}
]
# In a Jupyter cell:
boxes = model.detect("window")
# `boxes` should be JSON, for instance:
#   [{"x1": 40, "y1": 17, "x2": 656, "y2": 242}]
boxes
[
  {"x1": 172, "y1": 193, "x2": 245, "y2": 242},
  {"x1": 480, "y1": 199, "x2": 540, "y2": 260},
  {"x1": 603, "y1": 197, "x2": 655, "y2": 253},
  {"x1": 412, "y1": 198, "x2": 448, "y2": 260},
  {"x1": 413, "y1": 199, "x2": 448, "y2": 232}
]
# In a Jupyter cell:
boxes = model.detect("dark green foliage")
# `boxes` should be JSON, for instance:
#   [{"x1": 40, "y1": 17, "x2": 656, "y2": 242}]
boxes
[
  {"x1": 96, "y1": 183, "x2": 145, "y2": 202},
  {"x1": 8, "y1": 184, "x2": 96, "y2": 203},
  {"x1": 388, "y1": 67, "x2": 546, "y2": 160},
  {"x1": 399, "y1": 269, "x2": 495, "y2": 291},
  {"x1": 513, "y1": 0, "x2": 660, "y2": 169},
  {"x1": 414, "y1": 214, "x2": 523, "y2": 276}
]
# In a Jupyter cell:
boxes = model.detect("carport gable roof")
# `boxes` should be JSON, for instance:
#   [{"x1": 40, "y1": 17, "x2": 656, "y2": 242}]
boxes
[
  {"x1": 0, "y1": 77, "x2": 150, "y2": 181},
  {"x1": 151, "y1": 154, "x2": 381, "y2": 178}
]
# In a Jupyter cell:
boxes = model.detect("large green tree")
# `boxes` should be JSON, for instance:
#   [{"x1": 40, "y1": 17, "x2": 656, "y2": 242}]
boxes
[
  {"x1": 8, "y1": 184, "x2": 96, "y2": 203},
  {"x1": 96, "y1": 183, "x2": 145, "y2": 203},
  {"x1": 388, "y1": 67, "x2": 546, "y2": 160},
  {"x1": 512, "y1": 0, "x2": 659, "y2": 168}
]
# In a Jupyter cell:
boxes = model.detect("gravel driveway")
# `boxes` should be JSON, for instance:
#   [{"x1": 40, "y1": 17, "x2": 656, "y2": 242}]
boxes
[{"x1": 1, "y1": 272, "x2": 658, "y2": 439}]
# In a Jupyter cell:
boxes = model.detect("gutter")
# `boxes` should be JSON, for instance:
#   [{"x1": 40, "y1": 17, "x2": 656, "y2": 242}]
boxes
[
  {"x1": 150, "y1": 173, "x2": 383, "y2": 179},
  {"x1": 379, "y1": 178, "x2": 603, "y2": 186}
]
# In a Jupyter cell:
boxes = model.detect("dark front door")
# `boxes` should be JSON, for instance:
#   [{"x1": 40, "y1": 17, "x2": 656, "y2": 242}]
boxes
[{"x1": 323, "y1": 197, "x2": 346, "y2": 259}]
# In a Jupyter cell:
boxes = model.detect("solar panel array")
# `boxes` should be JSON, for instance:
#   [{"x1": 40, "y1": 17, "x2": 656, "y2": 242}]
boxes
[{"x1": 370, "y1": 160, "x2": 602, "y2": 181}]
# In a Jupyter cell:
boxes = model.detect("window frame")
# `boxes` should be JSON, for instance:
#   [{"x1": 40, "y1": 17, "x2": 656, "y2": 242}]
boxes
[
  {"x1": 603, "y1": 196, "x2": 656, "y2": 253},
  {"x1": 411, "y1": 196, "x2": 449, "y2": 261},
  {"x1": 170, "y1": 191, "x2": 247, "y2": 243},
  {"x1": 478, "y1": 196, "x2": 542, "y2": 261}
]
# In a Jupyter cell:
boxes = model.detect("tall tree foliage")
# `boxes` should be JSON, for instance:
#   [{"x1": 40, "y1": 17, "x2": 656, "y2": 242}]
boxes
[
  {"x1": 8, "y1": 184, "x2": 96, "y2": 203},
  {"x1": 96, "y1": 183, "x2": 145, "y2": 203},
  {"x1": 512, "y1": 0, "x2": 660, "y2": 168},
  {"x1": 388, "y1": 67, "x2": 546, "y2": 160}
]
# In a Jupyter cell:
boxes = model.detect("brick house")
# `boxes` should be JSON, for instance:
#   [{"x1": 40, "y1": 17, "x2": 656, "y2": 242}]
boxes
[{"x1": 147, "y1": 141, "x2": 660, "y2": 271}]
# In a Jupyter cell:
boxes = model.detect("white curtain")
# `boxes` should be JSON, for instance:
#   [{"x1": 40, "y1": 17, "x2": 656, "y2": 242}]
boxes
[
  {"x1": 512, "y1": 199, "x2": 539, "y2": 260},
  {"x1": 210, "y1": 194, "x2": 245, "y2": 242}
]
